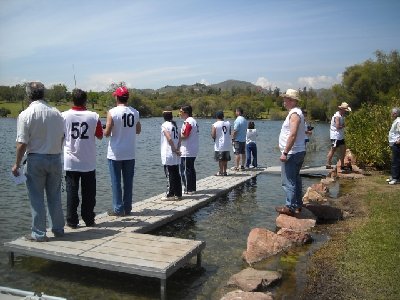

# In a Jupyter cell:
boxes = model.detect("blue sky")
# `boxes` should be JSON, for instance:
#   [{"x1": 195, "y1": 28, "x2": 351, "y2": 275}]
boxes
[{"x1": 0, "y1": 0, "x2": 399, "y2": 91}]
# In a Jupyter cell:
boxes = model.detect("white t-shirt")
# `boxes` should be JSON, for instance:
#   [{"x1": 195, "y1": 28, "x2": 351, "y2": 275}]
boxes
[
  {"x1": 107, "y1": 105, "x2": 140, "y2": 160},
  {"x1": 330, "y1": 111, "x2": 345, "y2": 140},
  {"x1": 16, "y1": 100, "x2": 64, "y2": 154},
  {"x1": 180, "y1": 116, "x2": 199, "y2": 157},
  {"x1": 161, "y1": 121, "x2": 180, "y2": 165},
  {"x1": 279, "y1": 107, "x2": 306, "y2": 154},
  {"x1": 388, "y1": 117, "x2": 400, "y2": 146},
  {"x1": 62, "y1": 109, "x2": 100, "y2": 171},
  {"x1": 246, "y1": 129, "x2": 257, "y2": 144},
  {"x1": 213, "y1": 120, "x2": 231, "y2": 151}
]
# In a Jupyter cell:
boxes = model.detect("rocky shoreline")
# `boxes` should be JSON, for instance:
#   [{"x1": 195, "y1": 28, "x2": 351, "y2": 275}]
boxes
[{"x1": 220, "y1": 156, "x2": 367, "y2": 300}]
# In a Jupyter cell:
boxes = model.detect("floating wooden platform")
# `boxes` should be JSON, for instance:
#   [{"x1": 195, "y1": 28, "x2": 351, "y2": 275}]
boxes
[
  {"x1": 4, "y1": 168, "x2": 264, "y2": 300},
  {"x1": 265, "y1": 165, "x2": 330, "y2": 177}
]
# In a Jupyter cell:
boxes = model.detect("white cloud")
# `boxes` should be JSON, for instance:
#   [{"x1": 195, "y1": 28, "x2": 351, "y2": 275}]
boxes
[
  {"x1": 200, "y1": 79, "x2": 210, "y2": 86},
  {"x1": 297, "y1": 75, "x2": 340, "y2": 89},
  {"x1": 254, "y1": 77, "x2": 273, "y2": 89}
]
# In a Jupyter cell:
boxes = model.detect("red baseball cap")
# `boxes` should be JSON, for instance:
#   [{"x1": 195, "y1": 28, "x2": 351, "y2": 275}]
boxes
[{"x1": 112, "y1": 86, "x2": 129, "y2": 97}]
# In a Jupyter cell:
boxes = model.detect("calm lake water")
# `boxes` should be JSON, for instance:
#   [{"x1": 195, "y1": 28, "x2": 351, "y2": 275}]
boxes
[{"x1": 0, "y1": 117, "x2": 333, "y2": 300}]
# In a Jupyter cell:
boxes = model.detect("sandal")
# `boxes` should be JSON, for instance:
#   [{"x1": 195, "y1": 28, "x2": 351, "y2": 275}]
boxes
[
  {"x1": 223, "y1": 172, "x2": 228, "y2": 176},
  {"x1": 325, "y1": 165, "x2": 333, "y2": 169},
  {"x1": 215, "y1": 172, "x2": 223, "y2": 176},
  {"x1": 275, "y1": 206, "x2": 295, "y2": 216}
]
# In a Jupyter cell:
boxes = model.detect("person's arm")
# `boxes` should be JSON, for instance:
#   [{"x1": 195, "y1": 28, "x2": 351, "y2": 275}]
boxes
[
  {"x1": 211, "y1": 125, "x2": 216, "y2": 140},
  {"x1": 181, "y1": 122, "x2": 192, "y2": 139},
  {"x1": 12, "y1": 142, "x2": 27, "y2": 176},
  {"x1": 335, "y1": 116, "x2": 344, "y2": 130},
  {"x1": 95, "y1": 120, "x2": 103, "y2": 140},
  {"x1": 280, "y1": 113, "x2": 301, "y2": 162},
  {"x1": 163, "y1": 129, "x2": 179, "y2": 154},
  {"x1": 136, "y1": 121, "x2": 141, "y2": 134},
  {"x1": 104, "y1": 112, "x2": 113, "y2": 137}
]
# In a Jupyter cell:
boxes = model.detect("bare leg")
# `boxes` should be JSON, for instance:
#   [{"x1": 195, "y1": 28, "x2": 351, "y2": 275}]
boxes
[
  {"x1": 327, "y1": 147, "x2": 336, "y2": 165},
  {"x1": 241, "y1": 153, "x2": 246, "y2": 167},
  {"x1": 339, "y1": 145, "x2": 346, "y2": 168}
]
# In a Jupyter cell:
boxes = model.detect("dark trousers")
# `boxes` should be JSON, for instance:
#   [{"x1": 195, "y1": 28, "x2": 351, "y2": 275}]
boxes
[
  {"x1": 180, "y1": 157, "x2": 196, "y2": 192},
  {"x1": 65, "y1": 170, "x2": 96, "y2": 226},
  {"x1": 164, "y1": 165, "x2": 182, "y2": 197},
  {"x1": 391, "y1": 144, "x2": 400, "y2": 180},
  {"x1": 246, "y1": 142, "x2": 257, "y2": 167}
]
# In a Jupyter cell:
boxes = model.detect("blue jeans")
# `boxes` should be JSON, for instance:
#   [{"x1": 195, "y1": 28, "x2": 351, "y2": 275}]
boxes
[
  {"x1": 281, "y1": 151, "x2": 306, "y2": 212},
  {"x1": 25, "y1": 154, "x2": 65, "y2": 240},
  {"x1": 180, "y1": 157, "x2": 196, "y2": 192},
  {"x1": 391, "y1": 144, "x2": 400, "y2": 180},
  {"x1": 108, "y1": 159, "x2": 135, "y2": 215},
  {"x1": 246, "y1": 142, "x2": 257, "y2": 167}
]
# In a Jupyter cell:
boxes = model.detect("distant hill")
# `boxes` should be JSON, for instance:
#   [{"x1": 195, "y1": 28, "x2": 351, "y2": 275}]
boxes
[
  {"x1": 210, "y1": 79, "x2": 259, "y2": 91},
  {"x1": 154, "y1": 79, "x2": 261, "y2": 94}
]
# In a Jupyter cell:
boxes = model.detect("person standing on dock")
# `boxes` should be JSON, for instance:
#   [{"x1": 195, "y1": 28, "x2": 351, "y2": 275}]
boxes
[
  {"x1": 211, "y1": 110, "x2": 231, "y2": 176},
  {"x1": 104, "y1": 86, "x2": 141, "y2": 216},
  {"x1": 387, "y1": 107, "x2": 400, "y2": 185},
  {"x1": 179, "y1": 105, "x2": 199, "y2": 195},
  {"x1": 62, "y1": 89, "x2": 103, "y2": 228},
  {"x1": 160, "y1": 110, "x2": 182, "y2": 200},
  {"x1": 11, "y1": 82, "x2": 65, "y2": 241},
  {"x1": 232, "y1": 107, "x2": 247, "y2": 171},
  {"x1": 245, "y1": 121, "x2": 258, "y2": 168},
  {"x1": 275, "y1": 89, "x2": 306, "y2": 217},
  {"x1": 326, "y1": 102, "x2": 351, "y2": 171}
]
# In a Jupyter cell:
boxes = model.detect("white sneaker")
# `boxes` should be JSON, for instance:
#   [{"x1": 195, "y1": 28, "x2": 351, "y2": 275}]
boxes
[
  {"x1": 388, "y1": 179, "x2": 398, "y2": 185},
  {"x1": 386, "y1": 177, "x2": 393, "y2": 182}
]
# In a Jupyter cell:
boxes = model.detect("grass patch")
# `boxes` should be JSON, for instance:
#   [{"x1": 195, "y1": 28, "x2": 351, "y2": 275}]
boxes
[{"x1": 338, "y1": 181, "x2": 400, "y2": 299}]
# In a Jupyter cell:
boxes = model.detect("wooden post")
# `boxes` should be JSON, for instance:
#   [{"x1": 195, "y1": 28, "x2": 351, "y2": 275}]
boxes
[
  {"x1": 196, "y1": 252, "x2": 202, "y2": 268},
  {"x1": 160, "y1": 278, "x2": 166, "y2": 300},
  {"x1": 9, "y1": 252, "x2": 14, "y2": 267}
]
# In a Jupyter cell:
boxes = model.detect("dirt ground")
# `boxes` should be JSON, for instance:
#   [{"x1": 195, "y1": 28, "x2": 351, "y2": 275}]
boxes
[{"x1": 297, "y1": 172, "x2": 386, "y2": 300}]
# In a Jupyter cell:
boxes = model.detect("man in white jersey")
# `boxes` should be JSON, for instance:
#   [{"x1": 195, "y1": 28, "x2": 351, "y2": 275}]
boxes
[
  {"x1": 211, "y1": 110, "x2": 231, "y2": 176},
  {"x1": 62, "y1": 89, "x2": 103, "y2": 228},
  {"x1": 161, "y1": 110, "x2": 182, "y2": 199},
  {"x1": 275, "y1": 89, "x2": 306, "y2": 217},
  {"x1": 104, "y1": 86, "x2": 141, "y2": 216},
  {"x1": 179, "y1": 105, "x2": 199, "y2": 195},
  {"x1": 12, "y1": 82, "x2": 65, "y2": 242},
  {"x1": 326, "y1": 102, "x2": 351, "y2": 171}
]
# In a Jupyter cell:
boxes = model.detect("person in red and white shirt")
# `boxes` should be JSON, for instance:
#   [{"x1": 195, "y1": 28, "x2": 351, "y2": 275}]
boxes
[
  {"x1": 179, "y1": 105, "x2": 199, "y2": 194},
  {"x1": 62, "y1": 89, "x2": 103, "y2": 228}
]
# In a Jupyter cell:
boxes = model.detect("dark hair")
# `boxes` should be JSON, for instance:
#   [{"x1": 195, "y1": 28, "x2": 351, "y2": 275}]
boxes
[
  {"x1": 163, "y1": 111, "x2": 177, "y2": 129},
  {"x1": 72, "y1": 89, "x2": 87, "y2": 106},
  {"x1": 26, "y1": 82, "x2": 45, "y2": 100},
  {"x1": 117, "y1": 95, "x2": 129, "y2": 103},
  {"x1": 181, "y1": 105, "x2": 192, "y2": 117},
  {"x1": 248, "y1": 121, "x2": 255, "y2": 129},
  {"x1": 236, "y1": 107, "x2": 243, "y2": 115},
  {"x1": 215, "y1": 110, "x2": 224, "y2": 119}
]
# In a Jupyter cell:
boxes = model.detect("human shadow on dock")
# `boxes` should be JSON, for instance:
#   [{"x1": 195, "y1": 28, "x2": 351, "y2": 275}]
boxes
[{"x1": 53, "y1": 227, "x2": 118, "y2": 241}]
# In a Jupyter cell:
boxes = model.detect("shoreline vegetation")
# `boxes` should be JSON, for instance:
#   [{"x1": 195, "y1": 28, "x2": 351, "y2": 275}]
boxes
[{"x1": 298, "y1": 171, "x2": 400, "y2": 300}]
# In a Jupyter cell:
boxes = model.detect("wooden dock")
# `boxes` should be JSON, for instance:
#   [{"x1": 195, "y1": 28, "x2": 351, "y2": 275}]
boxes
[
  {"x1": 4, "y1": 168, "x2": 264, "y2": 300},
  {"x1": 265, "y1": 165, "x2": 330, "y2": 177}
]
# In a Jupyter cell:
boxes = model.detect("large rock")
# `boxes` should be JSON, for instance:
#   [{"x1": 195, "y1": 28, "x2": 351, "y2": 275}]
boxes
[
  {"x1": 303, "y1": 203, "x2": 343, "y2": 221},
  {"x1": 243, "y1": 228, "x2": 291, "y2": 264},
  {"x1": 310, "y1": 182, "x2": 329, "y2": 195},
  {"x1": 220, "y1": 289, "x2": 273, "y2": 300},
  {"x1": 302, "y1": 186, "x2": 326, "y2": 203},
  {"x1": 277, "y1": 228, "x2": 312, "y2": 244},
  {"x1": 276, "y1": 208, "x2": 316, "y2": 231},
  {"x1": 227, "y1": 268, "x2": 282, "y2": 292}
]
